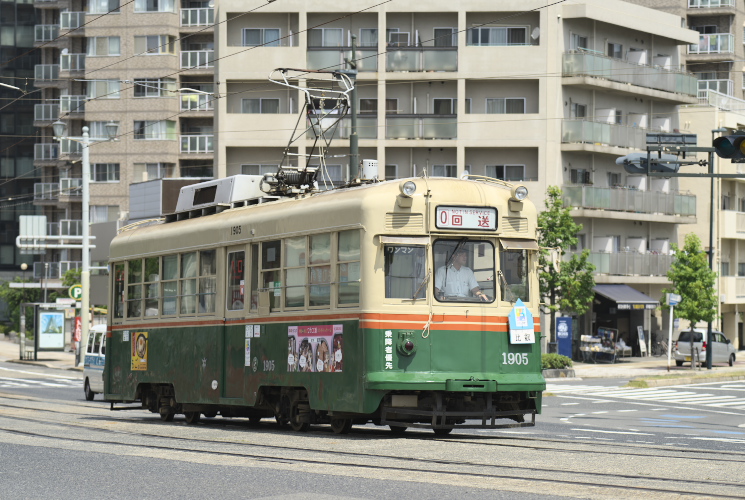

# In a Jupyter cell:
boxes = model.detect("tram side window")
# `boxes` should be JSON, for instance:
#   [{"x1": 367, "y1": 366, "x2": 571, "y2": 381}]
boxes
[
  {"x1": 180, "y1": 252, "x2": 198, "y2": 314},
  {"x1": 250, "y1": 243, "x2": 259, "y2": 312},
  {"x1": 161, "y1": 254, "x2": 178, "y2": 316},
  {"x1": 284, "y1": 236, "x2": 306, "y2": 308},
  {"x1": 227, "y1": 251, "x2": 245, "y2": 311},
  {"x1": 433, "y1": 240, "x2": 495, "y2": 303},
  {"x1": 127, "y1": 258, "x2": 143, "y2": 317},
  {"x1": 198, "y1": 250, "x2": 216, "y2": 313},
  {"x1": 309, "y1": 234, "x2": 331, "y2": 307},
  {"x1": 143, "y1": 257, "x2": 159, "y2": 317},
  {"x1": 338, "y1": 230, "x2": 360, "y2": 305},
  {"x1": 262, "y1": 240, "x2": 282, "y2": 312},
  {"x1": 113, "y1": 263, "x2": 124, "y2": 319},
  {"x1": 384, "y1": 245, "x2": 426, "y2": 299},
  {"x1": 500, "y1": 248, "x2": 529, "y2": 303}
]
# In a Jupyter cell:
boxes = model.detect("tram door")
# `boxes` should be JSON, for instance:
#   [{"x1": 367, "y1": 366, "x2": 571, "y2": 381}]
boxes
[{"x1": 223, "y1": 247, "x2": 247, "y2": 398}]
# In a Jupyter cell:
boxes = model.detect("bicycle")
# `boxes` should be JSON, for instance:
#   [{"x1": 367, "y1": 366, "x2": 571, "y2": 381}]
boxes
[{"x1": 651, "y1": 340, "x2": 668, "y2": 357}]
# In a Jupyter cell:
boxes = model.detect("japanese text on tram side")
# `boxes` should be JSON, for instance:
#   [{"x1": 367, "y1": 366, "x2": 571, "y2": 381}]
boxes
[{"x1": 384, "y1": 330, "x2": 393, "y2": 370}]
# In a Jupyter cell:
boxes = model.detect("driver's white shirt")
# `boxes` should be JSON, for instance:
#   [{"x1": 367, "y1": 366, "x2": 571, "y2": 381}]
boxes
[{"x1": 435, "y1": 265, "x2": 479, "y2": 296}]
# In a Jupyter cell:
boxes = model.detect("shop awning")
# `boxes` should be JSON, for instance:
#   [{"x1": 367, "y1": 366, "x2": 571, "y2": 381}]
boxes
[{"x1": 593, "y1": 285, "x2": 659, "y2": 310}]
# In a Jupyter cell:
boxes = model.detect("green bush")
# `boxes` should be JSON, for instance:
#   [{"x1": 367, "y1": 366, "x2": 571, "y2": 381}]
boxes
[{"x1": 541, "y1": 353, "x2": 573, "y2": 370}]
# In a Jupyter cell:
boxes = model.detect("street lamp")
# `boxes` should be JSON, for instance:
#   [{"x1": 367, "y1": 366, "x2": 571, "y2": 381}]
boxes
[{"x1": 52, "y1": 119, "x2": 119, "y2": 367}]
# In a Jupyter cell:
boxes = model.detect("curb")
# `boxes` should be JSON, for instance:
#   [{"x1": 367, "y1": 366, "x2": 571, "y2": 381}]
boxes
[
  {"x1": 542, "y1": 369, "x2": 576, "y2": 379},
  {"x1": 6, "y1": 359, "x2": 83, "y2": 372},
  {"x1": 635, "y1": 374, "x2": 745, "y2": 387}
]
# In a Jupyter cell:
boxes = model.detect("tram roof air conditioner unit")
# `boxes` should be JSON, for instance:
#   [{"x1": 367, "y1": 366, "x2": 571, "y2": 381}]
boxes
[{"x1": 169, "y1": 175, "x2": 271, "y2": 222}]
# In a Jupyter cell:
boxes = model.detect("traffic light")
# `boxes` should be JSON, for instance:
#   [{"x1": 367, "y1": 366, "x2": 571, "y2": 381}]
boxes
[
  {"x1": 615, "y1": 152, "x2": 679, "y2": 175},
  {"x1": 712, "y1": 134, "x2": 745, "y2": 160}
]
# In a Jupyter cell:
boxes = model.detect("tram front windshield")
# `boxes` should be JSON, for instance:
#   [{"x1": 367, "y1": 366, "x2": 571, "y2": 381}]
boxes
[{"x1": 433, "y1": 240, "x2": 495, "y2": 303}]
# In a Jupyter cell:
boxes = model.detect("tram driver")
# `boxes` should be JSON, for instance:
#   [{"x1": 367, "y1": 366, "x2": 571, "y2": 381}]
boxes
[{"x1": 434, "y1": 248, "x2": 489, "y2": 301}]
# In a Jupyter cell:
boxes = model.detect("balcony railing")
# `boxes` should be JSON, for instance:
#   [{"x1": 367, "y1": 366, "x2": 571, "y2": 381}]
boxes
[
  {"x1": 181, "y1": 7, "x2": 214, "y2": 26},
  {"x1": 180, "y1": 93, "x2": 214, "y2": 111},
  {"x1": 180, "y1": 134, "x2": 213, "y2": 153},
  {"x1": 60, "y1": 95, "x2": 86, "y2": 114},
  {"x1": 34, "y1": 261, "x2": 81, "y2": 280},
  {"x1": 561, "y1": 119, "x2": 648, "y2": 150},
  {"x1": 688, "y1": 0, "x2": 734, "y2": 7},
  {"x1": 385, "y1": 115, "x2": 457, "y2": 139},
  {"x1": 181, "y1": 50, "x2": 214, "y2": 69},
  {"x1": 563, "y1": 185, "x2": 697, "y2": 217},
  {"x1": 697, "y1": 79, "x2": 733, "y2": 99},
  {"x1": 60, "y1": 12, "x2": 85, "y2": 30},
  {"x1": 307, "y1": 49, "x2": 378, "y2": 72},
  {"x1": 689, "y1": 33, "x2": 734, "y2": 54},
  {"x1": 60, "y1": 53, "x2": 85, "y2": 71},
  {"x1": 34, "y1": 182, "x2": 59, "y2": 200},
  {"x1": 60, "y1": 177, "x2": 82, "y2": 196},
  {"x1": 34, "y1": 143, "x2": 59, "y2": 161},
  {"x1": 34, "y1": 64, "x2": 59, "y2": 81},
  {"x1": 574, "y1": 251, "x2": 674, "y2": 277},
  {"x1": 563, "y1": 51, "x2": 697, "y2": 96},
  {"x1": 60, "y1": 138, "x2": 82, "y2": 155},
  {"x1": 386, "y1": 47, "x2": 457, "y2": 72},
  {"x1": 34, "y1": 103, "x2": 59, "y2": 122},
  {"x1": 60, "y1": 219, "x2": 82, "y2": 236},
  {"x1": 720, "y1": 277, "x2": 745, "y2": 302},
  {"x1": 306, "y1": 117, "x2": 378, "y2": 139},
  {"x1": 34, "y1": 24, "x2": 59, "y2": 42}
]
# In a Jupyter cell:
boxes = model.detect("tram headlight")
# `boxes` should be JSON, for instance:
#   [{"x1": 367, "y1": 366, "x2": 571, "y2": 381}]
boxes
[
  {"x1": 399, "y1": 181, "x2": 417, "y2": 197},
  {"x1": 511, "y1": 185, "x2": 528, "y2": 201}
]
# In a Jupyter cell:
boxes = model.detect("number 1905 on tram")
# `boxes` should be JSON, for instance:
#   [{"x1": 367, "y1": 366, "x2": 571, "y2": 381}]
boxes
[{"x1": 104, "y1": 175, "x2": 545, "y2": 435}]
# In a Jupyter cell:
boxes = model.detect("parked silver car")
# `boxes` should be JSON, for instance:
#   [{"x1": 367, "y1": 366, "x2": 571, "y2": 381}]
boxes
[{"x1": 673, "y1": 329, "x2": 736, "y2": 367}]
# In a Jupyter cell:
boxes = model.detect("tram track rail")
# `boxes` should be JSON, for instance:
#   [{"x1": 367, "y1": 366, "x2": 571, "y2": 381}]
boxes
[{"x1": 0, "y1": 396, "x2": 744, "y2": 498}]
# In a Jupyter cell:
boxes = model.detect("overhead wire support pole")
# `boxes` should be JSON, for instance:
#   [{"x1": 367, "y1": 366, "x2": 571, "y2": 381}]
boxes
[
  {"x1": 348, "y1": 35, "x2": 359, "y2": 180},
  {"x1": 707, "y1": 148, "x2": 715, "y2": 370}
]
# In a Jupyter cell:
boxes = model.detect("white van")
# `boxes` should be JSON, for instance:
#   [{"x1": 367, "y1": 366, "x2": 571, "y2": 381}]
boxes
[{"x1": 83, "y1": 324, "x2": 107, "y2": 400}]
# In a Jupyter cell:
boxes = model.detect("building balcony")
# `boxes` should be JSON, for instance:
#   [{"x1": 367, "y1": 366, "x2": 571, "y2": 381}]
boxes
[
  {"x1": 34, "y1": 103, "x2": 59, "y2": 125},
  {"x1": 307, "y1": 48, "x2": 377, "y2": 72},
  {"x1": 306, "y1": 116, "x2": 378, "y2": 140},
  {"x1": 563, "y1": 185, "x2": 697, "y2": 220},
  {"x1": 181, "y1": 50, "x2": 214, "y2": 70},
  {"x1": 59, "y1": 177, "x2": 82, "y2": 197},
  {"x1": 34, "y1": 261, "x2": 81, "y2": 280},
  {"x1": 180, "y1": 93, "x2": 214, "y2": 112},
  {"x1": 34, "y1": 143, "x2": 59, "y2": 162},
  {"x1": 34, "y1": 0, "x2": 69, "y2": 9},
  {"x1": 385, "y1": 115, "x2": 456, "y2": 140},
  {"x1": 34, "y1": 182, "x2": 60, "y2": 201},
  {"x1": 180, "y1": 134, "x2": 213, "y2": 153},
  {"x1": 60, "y1": 11, "x2": 85, "y2": 32},
  {"x1": 386, "y1": 47, "x2": 457, "y2": 73},
  {"x1": 181, "y1": 7, "x2": 214, "y2": 27},
  {"x1": 34, "y1": 64, "x2": 60, "y2": 86},
  {"x1": 576, "y1": 251, "x2": 673, "y2": 278},
  {"x1": 720, "y1": 276, "x2": 745, "y2": 304},
  {"x1": 60, "y1": 219, "x2": 82, "y2": 236},
  {"x1": 34, "y1": 24, "x2": 59, "y2": 43},
  {"x1": 562, "y1": 119, "x2": 648, "y2": 151},
  {"x1": 59, "y1": 138, "x2": 82, "y2": 156},
  {"x1": 562, "y1": 51, "x2": 697, "y2": 98},
  {"x1": 719, "y1": 210, "x2": 745, "y2": 240},
  {"x1": 60, "y1": 53, "x2": 85, "y2": 73},
  {"x1": 688, "y1": 0, "x2": 735, "y2": 8},
  {"x1": 689, "y1": 33, "x2": 734, "y2": 55},
  {"x1": 60, "y1": 95, "x2": 86, "y2": 116},
  {"x1": 697, "y1": 79, "x2": 732, "y2": 99}
]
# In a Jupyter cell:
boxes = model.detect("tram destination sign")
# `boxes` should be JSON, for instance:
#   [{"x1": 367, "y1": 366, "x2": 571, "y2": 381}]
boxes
[{"x1": 436, "y1": 206, "x2": 497, "y2": 231}]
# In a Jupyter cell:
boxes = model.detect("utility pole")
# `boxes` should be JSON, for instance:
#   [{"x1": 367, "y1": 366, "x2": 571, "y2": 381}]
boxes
[{"x1": 348, "y1": 35, "x2": 359, "y2": 180}]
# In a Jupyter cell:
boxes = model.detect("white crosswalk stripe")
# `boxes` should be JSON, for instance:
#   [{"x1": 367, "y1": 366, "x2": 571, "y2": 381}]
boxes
[
  {"x1": 0, "y1": 376, "x2": 80, "y2": 388},
  {"x1": 546, "y1": 384, "x2": 745, "y2": 409}
]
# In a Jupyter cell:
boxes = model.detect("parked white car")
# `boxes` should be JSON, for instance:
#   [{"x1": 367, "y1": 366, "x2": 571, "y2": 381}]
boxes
[
  {"x1": 673, "y1": 329, "x2": 736, "y2": 367},
  {"x1": 83, "y1": 324, "x2": 107, "y2": 400}
]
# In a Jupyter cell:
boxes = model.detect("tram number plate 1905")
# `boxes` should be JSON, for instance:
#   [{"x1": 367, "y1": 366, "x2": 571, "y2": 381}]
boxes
[{"x1": 509, "y1": 330, "x2": 535, "y2": 344}]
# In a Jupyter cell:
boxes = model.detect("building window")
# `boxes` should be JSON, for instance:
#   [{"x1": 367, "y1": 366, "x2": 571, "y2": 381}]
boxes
[
  {"x1": 570, "y1": 234, "x2": 586, "y2": 252},
  {"x1": 433, "y1": 98, "x2": 457, "y2": 115},
  {"x1": 242, "y1": 28, "x2": 280, "y2": 47},
  {"x1": 570, "y1": 33, "x2": 588, "y2": 50},
  {"x1": 133, "y1": 78, "x2": 177, "y2": 97},
  {"x1": 434, "y1": 27, "x2": 456, "y2": 47},
  {"x1": 722, "y1": 194, "x2": 731, "y2": 210},
  {"x1": 91, "y1": 163, "x2": 120, "y2": 182},
  {"x1": 308, "y1": 28, "x2": 343, "y2": 47},
  {"x1": 570, "y1": 168, "x2": 591, "y2": 184},
  {"x1": 738, "y1": 263, "x2": 745, "y2": 276},
  {"x1": 388, "y1": 31, "x2": 410, "y2": 47},
  {"x1": 87, "y1": 36, "x2": 120, "y2": 56},
  {"x1": 359, "y1": 98, "x2": 398, "y2": 114},
  {"x1": 87, "y1": 80, "x2": 120, "y2": 99},
  {"x1": 432, "y1": 165, "x2": 457, "y2": 177},
  {"x1": 359, "y1": 28, "x2": 377, "y2": 47},
  {"x1": 607, "y1": 42, "x2": 623, "y2": 60},
  {"x1": 385, "y1": 164, "x2": 398, "y2": 180},
  {"x1": 134, "y1": 35, "x2": 176, "y2": 55},
  {"x1": 89, "y1": 0, "x2": 120, "y2": 14},
  {"x1": 134, "y1": 0, "x2": 174, "y2": 12},
  {"x1": 468, "y1": 26, "x2": 527, "y2": 46},
  {"x1": 693, "y1": 25, "x2": 717, "y2": 34},
  {"x1": 90, "y1": 205, "x2": 118, "y2": 223},
  {"x1": 88, "y1": 121, "x2": 120, "y2": 139},
  {"x1": 241, "y1": 164, "x2": 277, "y2": 176},
  {"x1": 721, "y1": 261, "x2": 730, "y2": 277},
  {"x1": 134, "y1": 120, "x2": 176, "y2": 140},
  {"x1": 241, "y1": 98, "x2": 280, "y2": 114},
  {"x1": 486, "y1": 98, "x2": 525, "y2": 114},
  {"x1": 486, "y1": 164, "x2": 525, "y2": 182},
  {"x1": 608, "y1": 172, "x2": 622, "y2": 187},
  {"x1": 571, "y1": 103, "x2": 587, "y2": 118}
]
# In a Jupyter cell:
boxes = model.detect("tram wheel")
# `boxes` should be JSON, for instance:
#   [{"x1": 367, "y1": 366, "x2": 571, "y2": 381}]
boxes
[
  {"x1": 388, "y1": 425, "x2": 407, "y2": 434},
  {"x1": 84, "y1": 380, "x2": 95, "y2": 401},
  {"x1": 203, "y1": 412, "x2": 217, "y2": 418},
  {"x1": 290, "y1": 403, "x2": 309, "y2": 432},
  {"x1": 330, "y1": 418, "x2": 352, "y2": 435},
  {"x1": 159, "y1": 407, "x2": 175, "y2": 422},
  {"x1": 184, "y1": 412, "x2": 201, "y2": 424},
  {"x1": 433, "y1": 428, "x2": 453, "y2": 436}
]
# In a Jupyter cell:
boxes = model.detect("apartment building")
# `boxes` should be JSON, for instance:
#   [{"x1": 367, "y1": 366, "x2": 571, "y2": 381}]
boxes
[
  {"x1": 30, "y1": 0, "x2": 215, "y2": 290},
  {"x1": 214, "y1": 0, "x2": 698, "y2": 349},
  {"x1": 628, "y1": 0, "x2": 745, "y2": 350}
]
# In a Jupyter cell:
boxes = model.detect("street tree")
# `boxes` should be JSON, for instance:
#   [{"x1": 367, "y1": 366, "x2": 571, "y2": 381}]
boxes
[
  {"x1": 538, "y1": 186, "x2": 596, "y2": 342},
  {"x1": 663, "y1": 233, "x2": 717, "y2": 327}
]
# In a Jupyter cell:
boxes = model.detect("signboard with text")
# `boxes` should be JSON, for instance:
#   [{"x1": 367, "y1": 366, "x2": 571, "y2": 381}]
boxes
[{"x1": 435, "y1": 206, "x2": 497, "y2": 231}]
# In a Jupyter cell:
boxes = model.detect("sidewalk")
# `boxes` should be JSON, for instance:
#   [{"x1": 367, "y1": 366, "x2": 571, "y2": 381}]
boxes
[{"x1": 0, "y1": 335, "x2": 82, "y2": 372}]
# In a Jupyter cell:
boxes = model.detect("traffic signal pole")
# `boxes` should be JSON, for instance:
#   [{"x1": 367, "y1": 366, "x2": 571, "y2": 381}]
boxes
[{"x1": 707, "y1": 150, "x2": 715, "y2": 370}]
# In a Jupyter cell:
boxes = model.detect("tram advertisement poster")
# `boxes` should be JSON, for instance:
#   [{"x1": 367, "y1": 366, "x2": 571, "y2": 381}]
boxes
[
  {"x1": 131, "y1": 332, "x2": 148, "y2": 371},
  {"x1": 508, "y1": 299, "x2": 535, "y2": 344},
  {"x1": 38, "y1": 310, "x2": 65, "y2": 349},
  {"x1": 287, "y1": 325, "x2": 343, "y2": 373}
]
